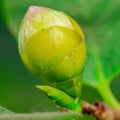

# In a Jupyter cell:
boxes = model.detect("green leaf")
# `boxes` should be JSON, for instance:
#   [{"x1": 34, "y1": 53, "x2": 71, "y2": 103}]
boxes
[
  {"x1": 83, "y1": 1, "x2": 120, "y2": 87},
  {"x1": 1, "y1": 0, "x2": 120, "y2": 108},
  {"x1": 0, "y1": 112, "x2": 80, "y2": 120},
  {"x1": 0, "y1": 106, "x2": 13, "y2": 115}
]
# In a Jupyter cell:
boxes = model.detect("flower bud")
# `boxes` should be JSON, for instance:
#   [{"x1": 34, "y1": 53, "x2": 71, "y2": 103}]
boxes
[{"x1": 18, "y1": 6, "x2": 86, "y2": 98}]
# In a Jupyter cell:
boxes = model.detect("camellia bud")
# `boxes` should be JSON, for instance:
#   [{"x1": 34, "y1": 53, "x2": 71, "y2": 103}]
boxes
[{"x1": 18, "y1": 6, "x2": 86, "y2": 98}]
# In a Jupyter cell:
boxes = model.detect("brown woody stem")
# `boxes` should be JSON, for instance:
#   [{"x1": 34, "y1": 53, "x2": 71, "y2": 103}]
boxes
[{"x1": 82, "y1": 101, "x2": 120, "y2": 120}]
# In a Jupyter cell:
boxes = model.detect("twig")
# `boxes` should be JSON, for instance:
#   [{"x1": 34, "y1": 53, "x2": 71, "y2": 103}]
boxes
[{"x1": 82, "y1": 101, "x2": 120, "y2": 120}]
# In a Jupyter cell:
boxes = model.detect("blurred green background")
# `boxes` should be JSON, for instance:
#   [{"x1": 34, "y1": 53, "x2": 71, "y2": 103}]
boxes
[{"x1": 0, "y1": 0, "x2": 120, "y2": 120}]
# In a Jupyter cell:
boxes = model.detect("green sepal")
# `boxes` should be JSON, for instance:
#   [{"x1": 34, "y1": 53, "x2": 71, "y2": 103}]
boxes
[{"x1": 37, "y1": 85, "x2": 81, "y2": 112}]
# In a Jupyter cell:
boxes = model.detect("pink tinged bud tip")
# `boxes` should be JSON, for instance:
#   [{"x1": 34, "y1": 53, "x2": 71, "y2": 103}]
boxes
[{"x1": 24, "y1": 6, "x2": 46, "y2": 20}]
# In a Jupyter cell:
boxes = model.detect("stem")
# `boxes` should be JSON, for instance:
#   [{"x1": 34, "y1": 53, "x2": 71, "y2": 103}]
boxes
[
  {"x1": 0, "y1": 112, "x2": 79, "y2": 120},
  {"x1": 82, "y1": 101, "x2": 120, "y2": 120},
  {"x1": 96, "y1": 82, "x2": 120, "y2": 110}
]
